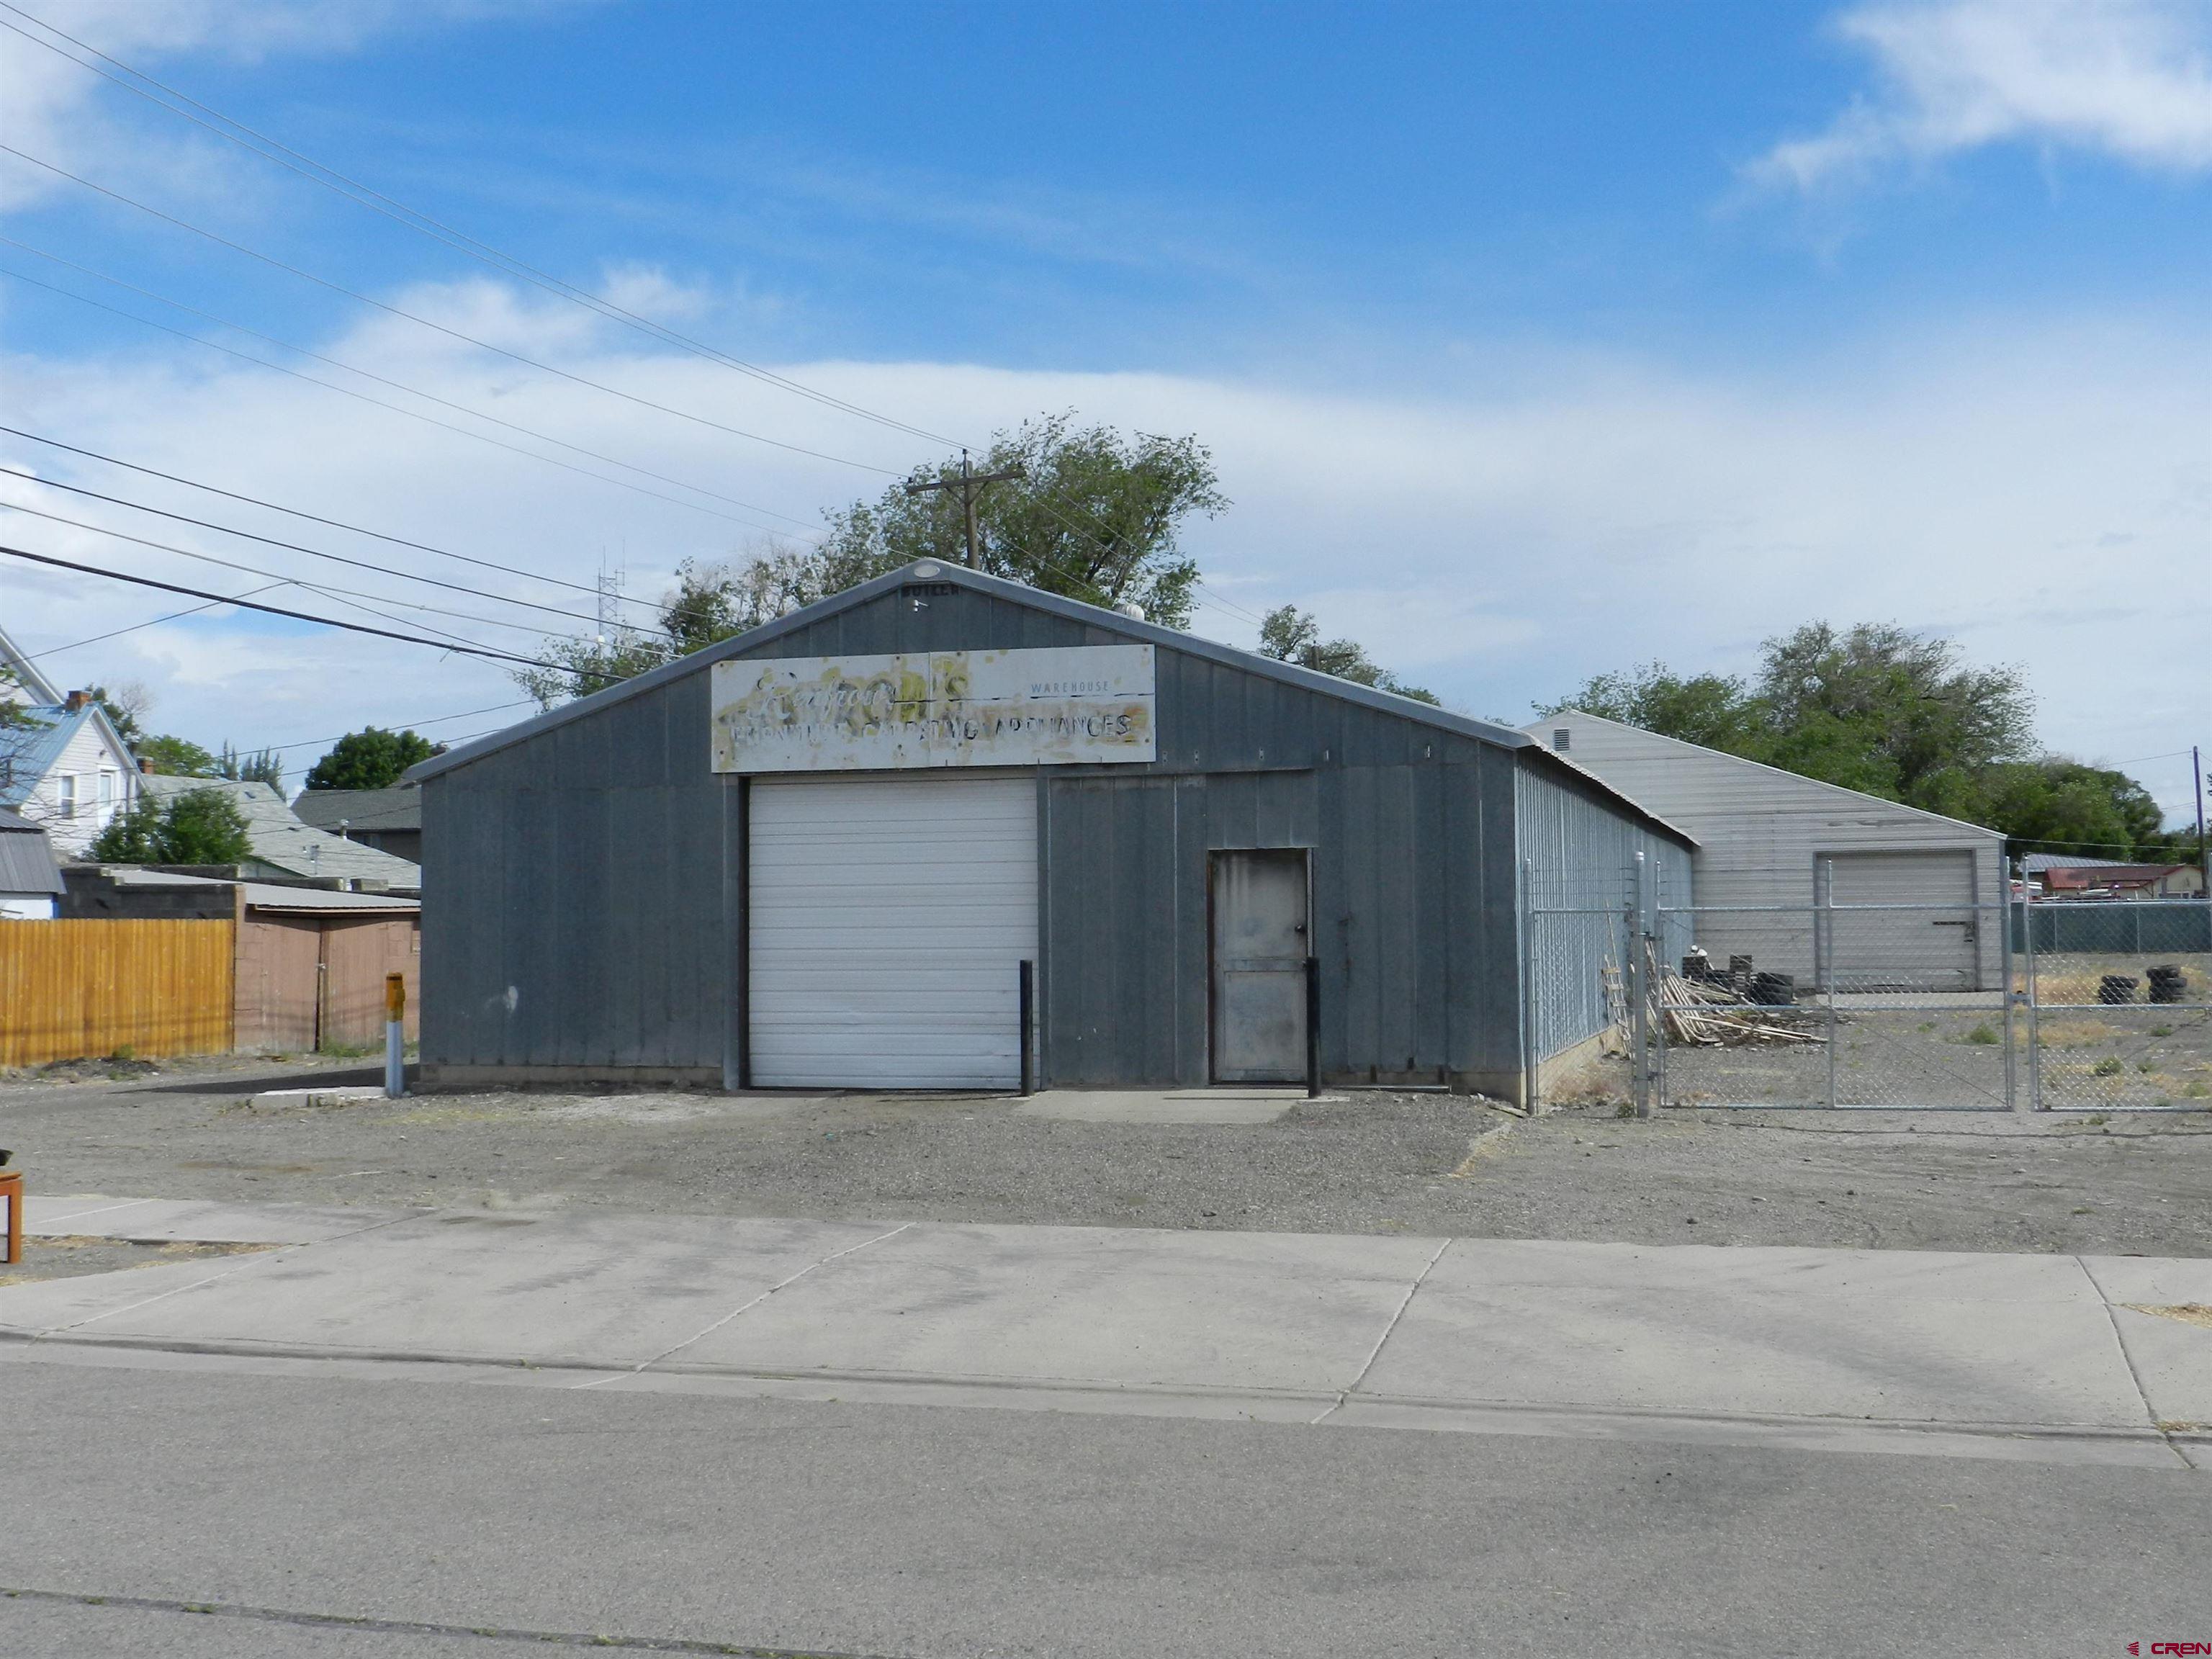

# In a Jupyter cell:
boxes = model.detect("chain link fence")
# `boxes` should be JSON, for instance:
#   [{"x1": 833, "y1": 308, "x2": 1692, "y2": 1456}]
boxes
[{"x1": 1524, "y1": 886, "x2": 2211, "y2": 1113}]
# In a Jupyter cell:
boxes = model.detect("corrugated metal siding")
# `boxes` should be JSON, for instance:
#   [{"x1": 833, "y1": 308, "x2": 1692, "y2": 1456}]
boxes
[
  {"x1": 1529, "y1": 712, "x2": 2006, "y2": 989},
  {"x1": 1516, "y1": 762, "x2": 1695, "y2": 1062},
  {"x1": 0, "y1": 828, "x2": 63, "y2": 895},
  {"x1": 423, "y1": 584, "x2": 1663, "y2": 1090}
]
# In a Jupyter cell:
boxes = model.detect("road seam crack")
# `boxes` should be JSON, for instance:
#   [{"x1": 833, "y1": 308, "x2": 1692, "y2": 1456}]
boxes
[
  {"x1": 1312, "y1": 1235, "x2": 1452, "y2": 1424},
  {"x1": 25, "y1": 1208, "x2": 433, "y2": 1339},
  {"x1": 575, "y1": 1220, "x2": 916, "y2": 1388},
  {"x1": 2074, "y1": 1251, "x2": 2190, "y2": 1468}
]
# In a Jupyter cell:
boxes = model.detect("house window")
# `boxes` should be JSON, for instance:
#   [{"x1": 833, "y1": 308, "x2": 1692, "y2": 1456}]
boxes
[
  {"x1": 1552, "y1": 729, "x2": 1571, "y2": 752},
  {"x1": 56, "y1": 774, "x2": 78, "y2": 819},
  {"x1": 99, "y1": 770, "x2": 117, "y2": 809}
]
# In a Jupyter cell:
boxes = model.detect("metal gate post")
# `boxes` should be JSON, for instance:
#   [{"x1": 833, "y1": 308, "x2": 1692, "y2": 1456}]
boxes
[
  {"x1": 1629, "y1": 853, "x2": 1650, "y2": 1118},
  {"x1": 2001, "y1": 858, "x2": 2019, "y2": 1112},
  {"x1": 1821, "y1": 858, "x2": 1839, "y2": 1111},
  {"x1": 1518, "y1": 858, "x2": 1537, "y2": 1113},
  {"x1": 2022, "y1": 868, "x2": 2043, "y2": 1111}
]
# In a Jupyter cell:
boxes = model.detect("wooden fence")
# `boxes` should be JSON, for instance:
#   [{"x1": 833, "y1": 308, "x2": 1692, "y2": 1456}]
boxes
[{"x1": 0, "y1": 919, "x2": 235, "y2": 1067}]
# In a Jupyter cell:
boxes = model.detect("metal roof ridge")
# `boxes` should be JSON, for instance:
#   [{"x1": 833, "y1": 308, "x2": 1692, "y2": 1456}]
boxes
[
  {"x1": 1531, "y1": 707, "x2": 2009, "y2": 843},
  {"x1": 409, "y1": 560, "x2": 1537, "y2": 783}
]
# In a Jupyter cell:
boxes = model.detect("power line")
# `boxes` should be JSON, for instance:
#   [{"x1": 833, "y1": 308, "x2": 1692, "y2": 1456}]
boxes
[
  {"x1": 254, "y1": 698, "x2": 539, "y2": 757},
  {"x1": 0, "y1": 242, "x2": 830, "y2": 540},
  {"x1": 5, "y1": 258, "x2": 1256, "y2": 639},
  {"x1": 22, "y1": 580, "x2": 295, "y2": 661},
  {"x1": 5, "y1": 469, "x2": 676, "y2": 639},
  {"x1": 3, "y1": 228, "x2": 1251, "y2": 632},
  {"x1": 4, "y1": 194, "x2": 1251, "y2": 634},
  {"x1": 0, "y1": 541, "x2": 580, "y2": 672},
  {"x1": 1, "y1": 144, "x2": 904, "y2": 477},
  {"x1": 2105, "y1": 749, "x2": 2195, "y2": 770},
  {"x1": 0, "y1": 261, "x2": 814, "y2": 547},
  {"x1": 2, "y1": 426, "x2": 695, "y2": 617},
  {"x1": 0, "y1": 130, "x2": 1253, "y2": 625},
  {"x1": 0, "y1": 499, "x2": 596, "y2": 645},
  {"x1": 0, "y1": 3, "x2": 960, "y2": 449}
]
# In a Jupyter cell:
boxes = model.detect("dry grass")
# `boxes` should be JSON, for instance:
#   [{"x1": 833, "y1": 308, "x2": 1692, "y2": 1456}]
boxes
[{"x1": 2126, "y1": 1303, "x2": 2212, "y2": 1331}]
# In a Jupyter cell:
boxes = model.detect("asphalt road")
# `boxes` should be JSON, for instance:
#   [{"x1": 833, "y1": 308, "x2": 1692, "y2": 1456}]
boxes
[
  {"x1": 2, "y1": 1359, "x2": 2205, "y2": 1659},
  {"x1": 5, "y1": 1057, "x2": 2211, "y2": 1254}
]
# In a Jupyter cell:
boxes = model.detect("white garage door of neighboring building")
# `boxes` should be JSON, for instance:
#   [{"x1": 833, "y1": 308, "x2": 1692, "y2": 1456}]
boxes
[
  {"x1": 1822, "y1": 849, "x2": 1979, "y2": 991},
  {"x1": 748, "y1": 775, "x2": 1037, "y2": 1089}
]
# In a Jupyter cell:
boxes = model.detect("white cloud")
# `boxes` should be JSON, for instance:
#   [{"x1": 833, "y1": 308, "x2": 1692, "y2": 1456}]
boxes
[
  {"x1": 1751, "y1": 0, "x2": 2212, "y2": 189},
  {"x1": 0, "y1": 297, "x2": 2203, "y2": 814},
  {"x1": 0, "y1": 0, "x2": 566, "y2": 211}
]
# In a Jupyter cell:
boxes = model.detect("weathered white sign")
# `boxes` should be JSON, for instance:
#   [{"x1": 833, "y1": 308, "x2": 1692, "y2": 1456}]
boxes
[{"x1": 710, "y1": 645, "x2": 1156, "y2": 773}]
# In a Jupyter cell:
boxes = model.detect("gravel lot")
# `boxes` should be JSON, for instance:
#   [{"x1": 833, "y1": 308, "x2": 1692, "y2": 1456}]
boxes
[{"x1": 3, "y1": 1054, "x2": 2208, "y2": 1255}]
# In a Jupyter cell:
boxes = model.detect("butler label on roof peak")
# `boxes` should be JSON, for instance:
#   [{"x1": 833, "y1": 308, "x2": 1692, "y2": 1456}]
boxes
[{"x1": 710, "y1": 644, "x2": 1156, "y2": 773}]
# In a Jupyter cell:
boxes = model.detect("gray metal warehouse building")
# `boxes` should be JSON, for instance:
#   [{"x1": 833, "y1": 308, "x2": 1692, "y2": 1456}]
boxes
[
  {"x1": 410, "y1": 562, "x2": 1691, "y2": 1102},
  {"x1": 1521, "y1": 709, "x2": 2008, "y2": 992}
]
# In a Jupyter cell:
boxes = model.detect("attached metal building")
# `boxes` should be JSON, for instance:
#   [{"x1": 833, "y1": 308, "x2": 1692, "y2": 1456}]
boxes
[
  {"x1": 1521, "y1": 709, "x2": 2008, "y2": 990},
  {"x1": 411, "y1": 565, "x2": 1689, "y2": 1101}
]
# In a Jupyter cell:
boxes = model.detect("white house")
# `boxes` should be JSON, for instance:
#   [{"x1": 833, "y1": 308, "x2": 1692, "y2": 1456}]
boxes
[
  {"x1": 0, "y1": 624, "x2": 143, "y2": 859},
  {"x1": 1523, "y1": 709, "x2": 2009, "y2": 992}
]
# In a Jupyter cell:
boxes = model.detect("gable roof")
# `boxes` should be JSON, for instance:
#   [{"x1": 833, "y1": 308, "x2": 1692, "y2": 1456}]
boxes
[
  {"x1": 413, "y1": 559, "x2": 1543, "y2": 784},
  {"x1": 138, "y1": 775, "x2": 421, "y2": 884},
  {"x1": 0, "y1": 702, "x2": 135, "y2": 809},
  {"x1": 289, "y1": 785, "x2": 420, "y2": 835},
  {"x1": 408, "y1": 561, "x2": 1695, "y2": 846},
  {"x1": 1523, "y1": 709, "x2": 2008, "y2": 845},
  {"x1": 0, "y1": 622, "x2": 62, "y2": 705}
]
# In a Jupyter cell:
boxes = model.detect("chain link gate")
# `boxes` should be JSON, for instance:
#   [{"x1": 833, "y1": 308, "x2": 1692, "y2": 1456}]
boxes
[{"x1": 1525, "y1": 868, "x2": 2211, "y2": 1114}]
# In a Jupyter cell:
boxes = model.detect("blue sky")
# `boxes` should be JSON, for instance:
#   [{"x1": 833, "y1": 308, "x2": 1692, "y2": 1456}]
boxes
[{"x1": 1, "y1": 0, "x2": 2207, "y2": 814}]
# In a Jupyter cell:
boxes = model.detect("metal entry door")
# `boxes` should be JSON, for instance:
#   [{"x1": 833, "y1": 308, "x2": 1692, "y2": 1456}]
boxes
[{"x1": 1211, "y1": 849, "x2": 1310, "y2": 1082}]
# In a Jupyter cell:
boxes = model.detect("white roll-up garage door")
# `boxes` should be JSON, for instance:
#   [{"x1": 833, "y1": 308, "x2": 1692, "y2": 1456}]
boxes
[
  {"x1": 748, "y1": 775, "x2": 1038, "y2": 1089},
  {"x1": 1823, "y1": 849, "x2": 1979, "y2": 991}
]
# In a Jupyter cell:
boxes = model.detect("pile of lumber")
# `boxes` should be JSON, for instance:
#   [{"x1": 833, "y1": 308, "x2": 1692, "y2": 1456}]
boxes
[{"x1": 1658, "y1": 968, "x2": 1825, "y2": 1047}]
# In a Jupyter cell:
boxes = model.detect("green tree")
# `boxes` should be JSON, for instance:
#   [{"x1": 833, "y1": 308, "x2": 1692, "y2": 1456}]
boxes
[
  {"x1": 513, "y1": 416, "x2": 1229, "y2": 710},
  {"x1": 132, "y1": 734, "x2": 219, "y2": 776},
  {"x1": 86, "y1": 683, "x2": 150, "y2": 749},
  {"x1": 1543, "y1": 621, "x2": 2181, "y2": 857},
  {"x1": 820, "y1": 413, "x2": 1226, "y2": 628},
  {"x1": 1753, "y1": 622, "x2": 2034, "y2": 809},
  {"x1": 1256, "y1": 606, "x2": 1438, "y2": 704},
  {"x1": 86, "y1": 787, "x2": 251, "y2": 865},
  {"x1": 217, "y1": 743, "x2": 284, "y2": 791},
  {"x1": 511, "y1": 627, "x2": 673, "y2": 713},
  {"x1": 1974, "y1": 760, "x2": 2172, "y2": 860},
  {"x1": 305, "y1": 728, "x2": 439, "y2": 791},
  {"x1": 86, "y1": 796, "x2": 163, "y2": 862},
  {"x1": 1555, "y1": 664, "x2": 1762, "y2": 752}
]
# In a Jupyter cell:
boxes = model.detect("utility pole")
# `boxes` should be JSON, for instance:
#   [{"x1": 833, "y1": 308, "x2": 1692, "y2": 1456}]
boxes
[{"x1": 904, "y1": 449, "x2": 1025, "y2": 569}]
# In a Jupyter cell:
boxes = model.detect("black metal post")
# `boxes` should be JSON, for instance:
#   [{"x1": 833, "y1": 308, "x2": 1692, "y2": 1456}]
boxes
[
  {"x1": 1304, "y1": 955, "x2": 1321, "y2": 1099},
  {"x1": 1017, "y1": 958, "x2": 1035, "y2": 1097}
]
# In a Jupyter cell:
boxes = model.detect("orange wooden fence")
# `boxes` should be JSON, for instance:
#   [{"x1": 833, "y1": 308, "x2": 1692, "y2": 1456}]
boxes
[{"x1": 0, "y1": 919, "x2": 235, "y2": 1067}]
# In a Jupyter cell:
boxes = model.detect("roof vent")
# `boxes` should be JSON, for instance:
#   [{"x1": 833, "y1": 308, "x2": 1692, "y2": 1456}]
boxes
[
  {"x1": 1551, "y1": 728, "x2": 1570, "y2": 752},
  {"x1": 912, "y1": 561, "x2": 943, "y2": 580},
  {"x1": 1115, "y1": 601, "x2": 1146, "y2": 621}
]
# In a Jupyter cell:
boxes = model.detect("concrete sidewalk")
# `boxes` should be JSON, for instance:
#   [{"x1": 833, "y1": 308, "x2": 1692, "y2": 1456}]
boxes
[{"x1": 5, "y1": 1194, "x2": 2208, "y2": 1469}]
